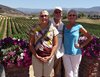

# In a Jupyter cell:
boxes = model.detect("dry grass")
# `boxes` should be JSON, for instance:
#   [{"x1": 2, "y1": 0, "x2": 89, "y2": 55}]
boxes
[
  {"x1": 63, "y1": 18, "x2": 100, "y2": 25},
  {"x1": 76, "y1": 18, "x2": 100, "y2": 25}
]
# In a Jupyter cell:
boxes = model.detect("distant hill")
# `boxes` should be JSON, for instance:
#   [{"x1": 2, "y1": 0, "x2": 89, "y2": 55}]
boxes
[
  {"x1": 17, "y1": 6, "x2": 100, "y2": 14},
  {"x1": 17, "y1": 8, "x2": 65, "y2": 14},
  {"x1": 0, "y1": 4, "x2": 25, "y2": 16},
  {"x1": 0, "y1": 4, "x2": 100, "y2": 16},
  {"x1": 73, "y1": 6, "x2": 100, "y2": 13},
  {"x1": 17, "y1": 8, "x2": 43, "y2": 14}
]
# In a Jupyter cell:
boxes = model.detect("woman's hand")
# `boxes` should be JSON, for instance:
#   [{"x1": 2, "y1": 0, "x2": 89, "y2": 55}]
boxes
[
  {"x1": 75, "y1": 43, "x2": 83, "y2": 48},
  {"x1": 35, "y1": 54, "x2": 45, "y2": 62},
  {"x1": 42, "y1": 56, "x2": 51, "y2": 62}
]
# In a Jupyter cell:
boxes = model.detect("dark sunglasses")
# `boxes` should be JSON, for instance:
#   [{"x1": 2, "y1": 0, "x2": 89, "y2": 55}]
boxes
[
  {"x1": 40, "y1": 15, "x2": 48, "y2": 17},
  {"x1": 54, "y1": 11, "x2": 61, "y2": 14},
  {"x1": 68, "y1": 14, "x2": 76, "y2": 17}
]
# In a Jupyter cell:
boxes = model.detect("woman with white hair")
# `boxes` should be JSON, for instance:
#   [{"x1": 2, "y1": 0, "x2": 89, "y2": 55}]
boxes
[
  {"x1": 29, "y1": 10, "x2": 59, "y2": 77},
  {"x1": 63, "y1": 9, "x2": 93, "y2": 77}
]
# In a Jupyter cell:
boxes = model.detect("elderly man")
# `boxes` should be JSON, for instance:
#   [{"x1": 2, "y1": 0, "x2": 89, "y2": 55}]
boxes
[{"x1": 51, "y1": 7, "x2": 64, "y2": 77}]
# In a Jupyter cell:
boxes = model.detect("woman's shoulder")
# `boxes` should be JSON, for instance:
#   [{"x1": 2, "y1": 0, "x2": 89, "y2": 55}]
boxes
[
  {"x1": 49, "y1": 23, "x2": 56, "y2": 30},
  {"x1": 31, "y1": 23, "x2": 40, "y2": 30},
  {"x1": 75, "y1": 23, "x2": 83, "y2": 28},
  {"x1": 29, "y1": 23, "x2": 41, "y2": 35}
]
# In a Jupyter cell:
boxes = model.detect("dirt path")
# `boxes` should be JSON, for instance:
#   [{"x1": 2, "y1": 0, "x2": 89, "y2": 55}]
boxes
[
  {"x1": 2, "y1": 18, "x2": 7, "y2": 39},
  {"x1": 0, "y1": 18, "x2": 4, "y2": 32},
  {"x1": 29, "y1": 65, "x2": 34, "y2": 77}
]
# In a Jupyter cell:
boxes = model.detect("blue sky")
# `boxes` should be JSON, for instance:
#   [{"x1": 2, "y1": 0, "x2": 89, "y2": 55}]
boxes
[{"x1": 0, "y1": 0, "x2": 100, "y2": 9}]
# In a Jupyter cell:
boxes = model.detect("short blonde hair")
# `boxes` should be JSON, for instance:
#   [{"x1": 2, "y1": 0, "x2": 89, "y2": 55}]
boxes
[{"x1": 40, "y1": 10, "x2": 49, "y2": 16}]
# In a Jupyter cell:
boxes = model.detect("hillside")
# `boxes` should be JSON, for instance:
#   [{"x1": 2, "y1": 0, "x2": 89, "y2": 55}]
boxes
[
  {"x1": 17, "y1": 6, "x2": 100, "y2": 14},
  {"x1": 0, "y1": 4, "x2": 100, "y2": 16},
  {"x1": 0, "y1": 4, "x2": 25, "y2": 16}
]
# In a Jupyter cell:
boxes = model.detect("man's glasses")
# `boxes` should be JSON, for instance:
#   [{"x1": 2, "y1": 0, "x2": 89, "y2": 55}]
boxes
[
  {"x1": 54, "y1": 11, "x2": 61, "y2": 14},
  {"x1": 40, "y1": 15, "x2": 48, "y2": 18}
]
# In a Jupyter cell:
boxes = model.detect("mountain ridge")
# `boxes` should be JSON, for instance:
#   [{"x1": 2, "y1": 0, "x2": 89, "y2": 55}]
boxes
[
  {"x1": 0, "y1": 4, "x2": 100, "y2": 15},
  {"x1": 0, "y1": 4, "x2": 25, "y2": 16},
  {"x1": 17, "y1": 6, "x2": 100, "y2": 14}
]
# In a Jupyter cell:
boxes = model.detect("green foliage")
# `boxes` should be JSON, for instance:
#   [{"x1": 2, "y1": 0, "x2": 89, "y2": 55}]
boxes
[
  {"x1": 13, "y1": 34, "x2": 28, "y2": 40},
  {"x1": 62, "y1": 13, "x2": 67, "y2": 19},
  {"x1": 77, "y1": 22, "x2": 100, "y2": 37},
  {"x1": 0, "y1": 17, "x2": 100, "y2": 41},
  {"x1": 78, "y1": 12, "x2": 86, "y2": 18}
]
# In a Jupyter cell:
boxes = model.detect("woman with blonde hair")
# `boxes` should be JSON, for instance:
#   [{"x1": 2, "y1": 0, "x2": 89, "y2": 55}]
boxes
[{"x1": 29, "y1": 10, "x2": 59, "y2": 77}]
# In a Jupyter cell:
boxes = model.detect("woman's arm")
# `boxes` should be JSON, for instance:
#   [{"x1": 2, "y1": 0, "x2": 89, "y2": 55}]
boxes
[
  {"x1": 43, "y1": 35, "x2": 58, "y2": 62},
  {"x1": 50, "y1": 35, "x2": 58, "y2": 57},
  {"x1": 29, "y1": 34, "x2": 36, "y2": 56},
  {"x1": 29, "y1": 34, "x2": 46, "y2": 62},
  {"x1": 80, "y1": 27, "x2": 93, "y2": 48}
]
